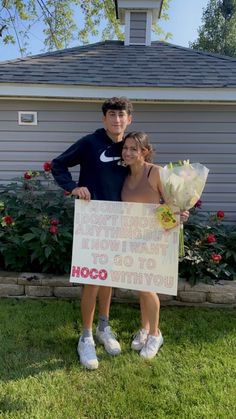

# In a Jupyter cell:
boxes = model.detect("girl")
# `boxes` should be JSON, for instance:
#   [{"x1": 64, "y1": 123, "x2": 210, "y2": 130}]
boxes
[{"x1": 121, "y1": 132, "x2": 188, "y2": 359}]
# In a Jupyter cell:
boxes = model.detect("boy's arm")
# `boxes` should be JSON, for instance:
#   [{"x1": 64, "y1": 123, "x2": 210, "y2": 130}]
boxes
[{"x1": 51, "y1": 137, "x2": 87, "y2": 192}]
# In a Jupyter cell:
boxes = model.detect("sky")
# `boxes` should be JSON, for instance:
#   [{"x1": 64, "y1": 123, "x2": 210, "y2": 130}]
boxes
[{"x1": 0, "y1": 0, "x2": 209, "y2": 61}]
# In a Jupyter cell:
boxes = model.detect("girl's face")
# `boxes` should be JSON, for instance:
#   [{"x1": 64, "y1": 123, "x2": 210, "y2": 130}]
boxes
[{"x1": 122, "y1": 137, "x2": 145, "y2": 166}]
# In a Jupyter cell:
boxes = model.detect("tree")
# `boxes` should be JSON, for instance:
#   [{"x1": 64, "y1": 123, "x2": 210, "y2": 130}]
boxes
[
  {"x1": 0, "y1": 0, "x2": 171, "y2": 56},
  {"x1": 190, "y1": 0, "x2": 236, "y2": 57}
]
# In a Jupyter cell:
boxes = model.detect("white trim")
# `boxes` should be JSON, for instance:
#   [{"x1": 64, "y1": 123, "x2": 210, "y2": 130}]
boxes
[
  {"x1": 124, "y1": 10, "x2": 130, "y2": 46},
  {"x1": 146, "y1": 11, "x2": 152, "y2": 46},
  {"x1": 118, "y1": 0, "x2": 159, "y2": 7},
  {"x1": 1, "y1": 83, "x2": 236, "y2": 103},
  {"x1": 117, "y1": 0, "x2": 161, "y2": 23},
  {"x1": 18, "y1": 111, "x2": 38, "y2": 125}
]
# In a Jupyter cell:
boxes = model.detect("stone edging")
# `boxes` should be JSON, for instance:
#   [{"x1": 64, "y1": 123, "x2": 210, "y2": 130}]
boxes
[{"x1": 0, "y1": 271, "x2": 236, "y2": 308}]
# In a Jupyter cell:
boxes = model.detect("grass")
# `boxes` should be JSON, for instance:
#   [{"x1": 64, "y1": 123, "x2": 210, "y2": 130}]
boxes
[{"x1": 0, "y1": 299, "x2": 235, "y2": 419}]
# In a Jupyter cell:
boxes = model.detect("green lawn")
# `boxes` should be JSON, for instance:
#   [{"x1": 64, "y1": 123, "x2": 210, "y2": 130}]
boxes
[{"x1": 0, "y1": 299, "x2": 235, "y2": 419}]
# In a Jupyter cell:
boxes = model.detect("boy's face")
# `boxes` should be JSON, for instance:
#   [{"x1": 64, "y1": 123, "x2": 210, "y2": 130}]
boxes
[{"x1": 103, "y1": 109, "x2": 132, "y2": 138}]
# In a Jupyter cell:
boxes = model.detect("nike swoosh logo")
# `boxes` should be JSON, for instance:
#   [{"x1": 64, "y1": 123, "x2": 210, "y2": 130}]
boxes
[{"x1": 100, "y1": 151, "x2": 120, "y2": 163}]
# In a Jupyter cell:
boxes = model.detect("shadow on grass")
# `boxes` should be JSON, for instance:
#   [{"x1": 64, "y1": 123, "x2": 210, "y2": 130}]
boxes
[
  {"x1": 0, "y1": 299, "x2": 139, "y2": 383},
  {"x1": 0, "y1": 299, "x2": 81, "y2": 382},
  {"x1": 0, "y1": 396, "x2": 27, "y2": 416}
]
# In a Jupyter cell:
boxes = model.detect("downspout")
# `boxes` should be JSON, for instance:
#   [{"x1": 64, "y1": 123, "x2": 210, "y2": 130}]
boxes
[
  {"x1": 114, "y1": 0, "x2": 119, "y2": 19},
  {"x1": 159, "y1": 0, "x2": 164, "y2": 18}
]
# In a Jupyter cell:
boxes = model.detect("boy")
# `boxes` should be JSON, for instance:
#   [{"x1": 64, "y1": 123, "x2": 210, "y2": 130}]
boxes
[{"x1": 51, "y1": 97, "x2": 133, "y2": 369}]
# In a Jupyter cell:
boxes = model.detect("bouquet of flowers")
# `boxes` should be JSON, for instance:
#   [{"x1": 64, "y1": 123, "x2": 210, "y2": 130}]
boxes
[{"x1": 159, "y1": 160, "x2": 209, "y2": 256}]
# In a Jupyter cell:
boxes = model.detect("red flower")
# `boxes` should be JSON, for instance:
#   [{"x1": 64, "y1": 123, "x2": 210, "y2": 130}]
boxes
[
  {"x1": 217, "y1": 210, "x2": 225, "y2": 219},
  {"x1": 2, "y1": 215, "x2": 13, "y2": 225},
  {"x1": 49, "y1": 225, "x2": 58, "y2": 235},
  {"x1": 211, "y1": 253, "x2": 222, "y2": 263},
  {"x1": 194, "y1": 199, "x2": 202, "y2": 208},
  {"x1": 24, "y1": 172, "x2": 32, "y2": 180},
  {"x1": 207, "y1": 234, "x2": 217, "y2": 243},
  {"x1": 43, "y1": 161, "x2": 52, "y2": 172},
  {"x1": 64, "y1": 191, "x2": 71, "y2": 196},
  {"x1": 50, "y1": 218, "x2": 59, "y2": 226},
  {"x1": 49, "y1": 226, "x2": 58, "y2": 236},
  {"x1": 1, "y1": 215, "x2": 14, "y2": 227}
]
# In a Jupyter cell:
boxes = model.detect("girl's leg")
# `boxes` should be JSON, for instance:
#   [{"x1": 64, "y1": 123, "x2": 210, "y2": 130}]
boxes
[
  {"x1": 140, "y1": 291, "x2": 160, "y2": 336},
  {"x1": 139, "y1": 292, "x2": 150, "y2": 332}
]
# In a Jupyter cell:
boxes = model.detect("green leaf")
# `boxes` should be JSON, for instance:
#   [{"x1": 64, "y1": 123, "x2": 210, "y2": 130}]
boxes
[
  {"x1": 190, "y1": 0, "x2": 236, "y2": 57},
  {"x1": 44, "y1": 246, "x2": 52, "y2": 258},
  {"x1": 40, "y1": 231, "x2": 47, "y2": 243},
  {"x1": 0, "y1": 0, "x2": 171, "y2": 54},
  {"x1": 23, "y1": 233, "x2": 36, "y2": 242}
]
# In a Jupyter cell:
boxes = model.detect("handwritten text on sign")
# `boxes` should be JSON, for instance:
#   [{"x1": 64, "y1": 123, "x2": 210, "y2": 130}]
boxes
[{"x1": 70, "y1": 200, "x2": 180, "y2": 295}]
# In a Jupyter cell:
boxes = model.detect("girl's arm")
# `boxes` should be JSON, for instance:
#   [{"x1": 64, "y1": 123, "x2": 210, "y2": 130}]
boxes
[{"x1": 148, "y1": 164, "x2": 165, "y2": 199}]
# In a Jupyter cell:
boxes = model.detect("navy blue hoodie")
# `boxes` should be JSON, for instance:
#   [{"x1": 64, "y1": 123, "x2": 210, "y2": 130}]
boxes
[{"x1": 51, "y1": 128, "x2": 128, "y2": 201}]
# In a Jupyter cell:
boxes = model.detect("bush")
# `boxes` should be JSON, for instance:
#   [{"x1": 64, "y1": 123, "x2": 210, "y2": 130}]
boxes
[
  {"x1": 179, "y1": 205, "x2": 236, "y2": 284},
  {"x1": 0, "y1": 165, "x2": 74, "y2": 274},
  {"x1": 1, "y1": 172, "x2": 236, "y2": 283}
]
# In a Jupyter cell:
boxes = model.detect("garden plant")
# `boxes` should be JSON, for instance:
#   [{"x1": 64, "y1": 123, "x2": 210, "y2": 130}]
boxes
[
  {"x1": 0, "y1": 163, "x2": 74, "y2": 274},
  {"x1": 181, "y1": 202, "x2": 236, "y2": 284},
  {"x1": 0, "y1": 165, "x2": 236, "y2": 283}
]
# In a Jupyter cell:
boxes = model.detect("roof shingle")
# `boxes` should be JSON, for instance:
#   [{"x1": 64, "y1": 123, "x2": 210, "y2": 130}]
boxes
[{"x1": 1, "y1": 40, "x2": 236, "y2": 88}]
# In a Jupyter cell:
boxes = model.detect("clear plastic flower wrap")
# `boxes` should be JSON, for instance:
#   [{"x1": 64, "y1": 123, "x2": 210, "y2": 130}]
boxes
[{"x1": 159, "y1": 160, "x2": 209, "y2": 256}]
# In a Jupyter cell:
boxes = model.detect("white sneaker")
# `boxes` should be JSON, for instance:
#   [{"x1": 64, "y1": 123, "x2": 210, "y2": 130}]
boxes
[
  {"x1": 96, "y1": 326, "x2": 121, "y2": 355},
  {"x1": 131, "y1": 329, "x2": 149, "y2": 351},
  {"x1": 77, "y1": 336, "x2": 99, "y2": 370},
  {"x1": 140, "y1": 332, "x2": 163, "y2": 359}
]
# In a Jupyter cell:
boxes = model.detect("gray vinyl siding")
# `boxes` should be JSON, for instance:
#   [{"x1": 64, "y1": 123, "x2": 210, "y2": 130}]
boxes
[
  {"x1": 0, "y1": 100, "x2": 236, "y2": 222},
  {"x1": 130, "y1": 12, "x2": 147, "y2": 45}
]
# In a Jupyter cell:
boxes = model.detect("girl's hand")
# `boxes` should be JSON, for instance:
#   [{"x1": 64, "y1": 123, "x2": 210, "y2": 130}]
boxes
[{"x1": 180, "y1": 210, "x2": 189, "y2": 223}]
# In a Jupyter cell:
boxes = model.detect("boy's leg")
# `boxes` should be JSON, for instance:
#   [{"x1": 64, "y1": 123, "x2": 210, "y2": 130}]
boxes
[
  {"x1": 98, "y1": 286, "x2": 112, "y2": 318},
  {"x1": 81, "y1": 284, "x2": 99, "y2": 329},
  {"x1": 77, "y1": 284, "x2": 100, "y2": 370},
  {"x1": 96, "y1": 286, "x2": 121, "y2": 355},
  {"x1": 97, "y1": 286, "x2": 112, "y2": 331}
]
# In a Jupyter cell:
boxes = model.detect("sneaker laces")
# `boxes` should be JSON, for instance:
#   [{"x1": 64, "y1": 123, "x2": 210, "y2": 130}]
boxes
[
  {"x1": 133, "y1": 329, "x2": 147, "y2": 342},
  {"x1": 83, "y1": 339, "x2": 96, "y2": 357},
  {"x1": 103, "y1": 326, "x2": 117, "y2": 340},
  {"x1": 146, "y1": 335, "x2": 159, "y2": 350}
]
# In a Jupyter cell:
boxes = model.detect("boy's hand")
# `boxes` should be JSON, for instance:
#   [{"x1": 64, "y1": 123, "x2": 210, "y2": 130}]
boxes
[{"x1": 72, "y1": 186, "x2": 91, "y2": 201}]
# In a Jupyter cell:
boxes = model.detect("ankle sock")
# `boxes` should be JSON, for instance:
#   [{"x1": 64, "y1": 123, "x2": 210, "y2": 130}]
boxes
[
  {"x1": 98, "y1": 315, "x2": 109, "y2": 331},
  {"x1": 81, "y1": 329, "x2": 93, "y2": 342}
]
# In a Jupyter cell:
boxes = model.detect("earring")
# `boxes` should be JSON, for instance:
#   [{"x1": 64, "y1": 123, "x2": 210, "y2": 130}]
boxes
[{"x1": 118, "y1": 160, "x2": 127, "y2": 167}]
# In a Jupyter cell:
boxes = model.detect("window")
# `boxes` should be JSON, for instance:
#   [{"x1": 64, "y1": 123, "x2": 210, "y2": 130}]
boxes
[{"x1": 18, "y1": 111, "x2": 38, "y2": 125}]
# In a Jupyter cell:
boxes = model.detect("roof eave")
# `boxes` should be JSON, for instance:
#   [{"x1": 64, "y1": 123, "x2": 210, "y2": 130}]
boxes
[{"x1": 1, "y1": 83, "x2": 236, "y2": 104}]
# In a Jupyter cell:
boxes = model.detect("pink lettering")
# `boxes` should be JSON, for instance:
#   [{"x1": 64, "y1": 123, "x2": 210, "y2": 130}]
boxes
[{"x1": 71, "y1": 266, "x2": 107, "y2": 281}]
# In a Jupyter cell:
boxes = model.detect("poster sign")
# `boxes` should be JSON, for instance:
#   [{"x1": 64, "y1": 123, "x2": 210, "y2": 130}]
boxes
[{"x1": 70, "y1": 200, "x2": 180, "y2": 296}]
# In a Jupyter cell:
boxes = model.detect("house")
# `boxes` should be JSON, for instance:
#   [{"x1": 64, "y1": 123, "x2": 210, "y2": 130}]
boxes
[{"x1": 0, "y1": 0, "x2": 236, "y2": 221}]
